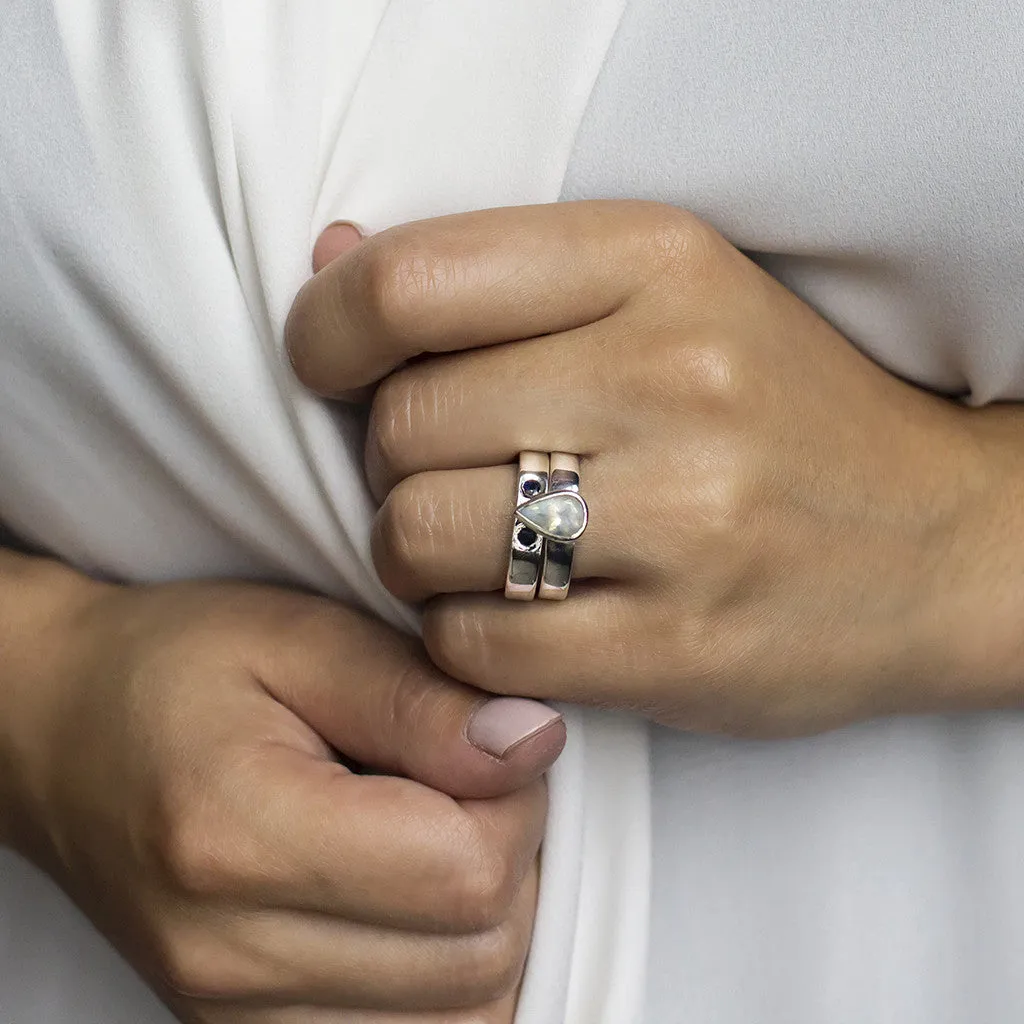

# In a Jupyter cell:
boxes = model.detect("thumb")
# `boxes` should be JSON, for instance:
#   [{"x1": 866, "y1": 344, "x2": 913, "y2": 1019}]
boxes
[
  {"x1": 312, "y1": 220, "x2": 364, "y2": 273},
  {"x1": 256, "y1": 601, "x2": 566, "y2": 800}
]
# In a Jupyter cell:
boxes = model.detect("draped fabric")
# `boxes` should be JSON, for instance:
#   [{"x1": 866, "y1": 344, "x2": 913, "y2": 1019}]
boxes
[
  {"x1": 3, "y1": 1, "x2": 1024, "y2": 1021},
  {"x1": 0, "y1": 3, "x2": 648, "y2": 1021}
]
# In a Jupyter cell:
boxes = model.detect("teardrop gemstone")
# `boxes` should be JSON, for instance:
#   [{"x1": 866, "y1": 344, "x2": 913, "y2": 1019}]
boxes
[{"x1": 515, "y1": 491, "x2": 588, "y2": 542}]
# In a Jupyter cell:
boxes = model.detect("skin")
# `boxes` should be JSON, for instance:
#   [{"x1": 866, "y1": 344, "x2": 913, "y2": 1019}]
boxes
[
  {"x1": 0, "y1": 550, "x2": 563, "y2": 1022},
  {"x1": 288, "y1": 199, "x2": 1024, "y2": 738}
]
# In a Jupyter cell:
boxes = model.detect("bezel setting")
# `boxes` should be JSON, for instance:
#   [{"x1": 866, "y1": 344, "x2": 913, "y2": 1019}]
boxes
[{"x1": 514, "y1": 491, "x2": 589, "y2": 542}]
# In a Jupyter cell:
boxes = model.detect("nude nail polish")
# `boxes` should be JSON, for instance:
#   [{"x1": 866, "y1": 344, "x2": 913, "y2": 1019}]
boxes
[{"x1": 467, "y1": 698, "x2": 563, "y2": 759}]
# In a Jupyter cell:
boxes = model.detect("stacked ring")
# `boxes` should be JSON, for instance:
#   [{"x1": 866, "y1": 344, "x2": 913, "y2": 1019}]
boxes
[
  {"x1": 504, "y1": 451, "x2": 549, "y2": 600},
  {"x1": 504, "y1": 450, "x2": 588, "y2": 601}
]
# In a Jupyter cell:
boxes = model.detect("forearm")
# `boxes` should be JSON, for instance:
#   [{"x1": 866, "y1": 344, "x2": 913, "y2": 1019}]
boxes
[{"x1": 0, "y1": 548, "x2": 107, "y2": 852}]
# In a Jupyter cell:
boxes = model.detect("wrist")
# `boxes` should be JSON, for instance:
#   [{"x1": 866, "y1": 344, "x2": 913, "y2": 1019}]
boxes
[
  {"x1": 0, "y1": 551, "x2": 112, "y2": 854},
  {"x1": 926, "y1": 406, "x2": 1024, "y2": 710}
]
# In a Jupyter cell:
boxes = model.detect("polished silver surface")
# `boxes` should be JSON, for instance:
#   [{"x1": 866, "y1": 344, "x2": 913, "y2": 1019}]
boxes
[
  {"x1": 505, "y1": 451, "x2": 549, "y2": 600},
  {"x1": 538, "y1": 452, "x2": 584, "y2": 600}
]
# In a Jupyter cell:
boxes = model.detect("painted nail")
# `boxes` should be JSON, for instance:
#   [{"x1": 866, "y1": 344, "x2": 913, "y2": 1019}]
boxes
[{"x1": 467, "y1": 698, "x2": 563, "y2": 759}]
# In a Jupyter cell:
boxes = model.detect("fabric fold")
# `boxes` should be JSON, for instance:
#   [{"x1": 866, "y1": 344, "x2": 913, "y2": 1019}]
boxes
[{"x1": 2, "y1": 1, "x2": 649, "y2": 1021}]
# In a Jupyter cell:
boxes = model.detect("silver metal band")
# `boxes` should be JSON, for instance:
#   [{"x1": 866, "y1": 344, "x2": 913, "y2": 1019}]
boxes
[
  {"x1": 505, "y1": 451, "x2": 587, "y2": 601},
  {"x1": 504, "y1": 451, "x2": 549, "y2": 600},
  {"x1": 537, "y1": 452, "x2": 583, "y2": 600}
]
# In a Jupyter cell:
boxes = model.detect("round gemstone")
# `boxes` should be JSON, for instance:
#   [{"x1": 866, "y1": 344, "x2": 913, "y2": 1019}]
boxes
[
  {"x1": 516, "y1": 526, "x2": 539, "y2": 548},
  {"x1": 522, "y1": 478, "x2": 543, "y2": 498}
]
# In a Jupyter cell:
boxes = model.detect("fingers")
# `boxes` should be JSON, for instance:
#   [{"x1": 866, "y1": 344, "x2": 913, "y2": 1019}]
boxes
[
  {"x1": 307, "y1": 222, "x2": 379, "y2": 403},
  {"x1": 285, "y1": 199, "x2": 693, "y2": 396},
  {"x1": 203, "y1": 1000, "x2": 517, "y2": 1024},
  {"x1": 323, "y1": 992, "x2": 519, "y2": 1024},
  {"x1": 251, "y1": 598, "x2": 565, "y2": 799},
  {"x1": 361, "y1": 321, "x2": 630, "y2": 500},
  {"x1": 371, "y1": 462, "x2": 651, "y2": 601},
  {"x1": 360, "y1": 307, "x2": 722, "y2": 501},
  {"x1": 422, "y1": 587, "x2": 669, "y2": 713},
  {"x1": 174, "y1": 857, "x2": 538, "y2": 1013},
  {"x1": 201, "y1": 746, "x2": 547, "y2": 930}
]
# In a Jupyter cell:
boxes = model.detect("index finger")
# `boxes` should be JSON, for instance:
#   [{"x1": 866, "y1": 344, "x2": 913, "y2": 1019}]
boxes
[{"x1": 285, "y1": 199, "x2": 691, "y2": 397}]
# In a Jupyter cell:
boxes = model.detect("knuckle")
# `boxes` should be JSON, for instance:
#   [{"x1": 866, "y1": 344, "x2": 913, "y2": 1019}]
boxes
[
  {"x1": 422, "y1": 604, "x2": 491, "y2": 688},
  {"x1": 639, "y1": 205, "x2": 718, "y2": 286},
  {"x1": 369, "y1": 368, "x2": 463, "y2": 488},
  {"x1": 156, "y1": 926, "x2": 250, "y2": 1001},
  {"x1": 628, "y1": 330, "x2": 738, "y2": 414},
  {"x1": 360, "y1": 231, "x2": 456, "y2": 340},
  {"x1": 682, "y1": 438, "x2": 748, "y2": 546},
  {"x1": 380, "y1": 658, "x2": 444, "y2": 753},
  {"x1": 156, "y1": 768, "x2": 265, "y2": 899},
  {"x1": 359, "y1": 237, "x2": 410, "y2": 333},
  {"x1": 454, "y1": 922, "x2": 528, "y2": 1004},
  {"x1": 374, "y1": 477, "x2": 441, "y2": 587},
  {"x1": 368, "y1": 372, "x2": 416, "y2": 483},
  {"x1": 674, "y1": 341, "x2": 737, "y2": 402},
  {"x1": 159, "y1": 816, "x2": 230, "y2": 897},
  {"x1": 446, "y1": 827, "x2": 520, "y2": 931}
]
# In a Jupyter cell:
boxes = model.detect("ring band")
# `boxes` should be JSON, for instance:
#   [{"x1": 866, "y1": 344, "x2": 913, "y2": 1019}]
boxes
[
  {"x1": 505, "y1": 450, "x2": 588, "y2": 602},
  {"x1": 537, "y1": 452, "x2": 584, "y2": 600},
  {"x1": 505, "y1": 451, "x2": 549, "y2": 600}
]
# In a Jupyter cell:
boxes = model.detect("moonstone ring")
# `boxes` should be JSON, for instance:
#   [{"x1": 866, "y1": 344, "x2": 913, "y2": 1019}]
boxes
[
  {"x1": 532, "y1": 452, "x2": 587, "y2": 600},
  {"x1": 505, "y1": 451, "x2": 588, "y2": 601}
]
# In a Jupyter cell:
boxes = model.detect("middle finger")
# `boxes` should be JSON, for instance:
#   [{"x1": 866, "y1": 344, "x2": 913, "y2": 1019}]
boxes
[{"x1": 364, "y1": 322, "x2": 631, "y2": 502}]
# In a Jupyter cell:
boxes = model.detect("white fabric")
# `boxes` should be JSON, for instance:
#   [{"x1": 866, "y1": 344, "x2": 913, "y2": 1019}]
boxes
[
  {"x1": 0, "y1": 2, "x2": 649, "y2": 1022},
  {"x1": 4, "y1": 1, "x2": 1024, "y2": 1022},
  {"x1": 562, "y1": 1, "x2": 1024, "y2": 1020}
]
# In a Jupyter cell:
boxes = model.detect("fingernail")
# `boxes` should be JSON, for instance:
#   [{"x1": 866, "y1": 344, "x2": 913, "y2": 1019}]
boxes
[
  {"x1": 326, "y1": 219, "x2": 364, "y2": 242},
  {"x1": 312, "y1": 220, "x2": 365, "y2": 272},
  {"x1": 467, "y1": 698, "x2": 563, "y2": 759}
]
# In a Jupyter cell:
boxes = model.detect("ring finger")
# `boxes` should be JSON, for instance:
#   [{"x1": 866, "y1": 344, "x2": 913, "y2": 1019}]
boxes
[{"x1": 371, "y1": 456, "x2": 652, "y2": 602}]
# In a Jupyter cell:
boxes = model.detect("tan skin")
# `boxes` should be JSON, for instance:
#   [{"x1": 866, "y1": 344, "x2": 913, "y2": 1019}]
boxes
[
  {"x1": 0, "y1": 551, "x2": 562, "y2": 1022},
  {"x1": 290, "y1": 199, "x2": 1024, "y2": 737}
]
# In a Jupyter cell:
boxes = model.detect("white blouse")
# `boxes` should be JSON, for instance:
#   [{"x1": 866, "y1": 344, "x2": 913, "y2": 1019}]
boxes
[{"x1": 2, "y1": 1, "x2": 1024, "y2": 1022}]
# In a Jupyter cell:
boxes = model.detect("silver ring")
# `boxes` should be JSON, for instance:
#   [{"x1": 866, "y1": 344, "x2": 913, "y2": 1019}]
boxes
[
  {"x1": 505, "y1": 451, "x2": 549, "y2": 600},
  {"x1": 533, "y1": 452, "x2": 587, "y2": 600},
  {"x1": 505, "y1": 451, "x2": 588, "y2": 601}
]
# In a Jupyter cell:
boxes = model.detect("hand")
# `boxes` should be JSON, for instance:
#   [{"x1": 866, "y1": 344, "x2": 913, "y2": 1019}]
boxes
[
  {"x1": 3, "y1": 564, "x2": 564, "y2": 1022},
  {"x1": 286, "y1": 200, "x2": 1013, "y2": 738}
]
